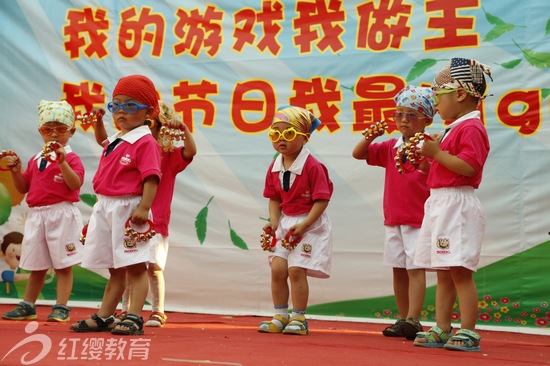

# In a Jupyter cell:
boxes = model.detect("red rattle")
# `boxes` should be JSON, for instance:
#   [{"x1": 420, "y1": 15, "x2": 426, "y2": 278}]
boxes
[
  {"x1": 0, "y1": 150, "x2": 17, "y2": 171},
  {"x1": 395, "y1": 132, "x2": 432, "y2": 174},
  {"x1": 281, "y1": 230, "x2": 302, "y2": 250},
  {"x1": 77, "y1": 112, "x2": 102, "y2": 126},
  {"x1": 361, "y1": 120, "x2": 388, "y2": 139},
  {"x1": 260, "y1": 227, "x2": 277, "y2": 252},
  {"x1": 80, "y1": 224, "x2": 88, "y2": 245},
  {"x1": 124, "y1": 218, "x2": 156, "y2": 242},
  {"x1": 42, "y1": 141, "x2": 63, "y2": 163}
]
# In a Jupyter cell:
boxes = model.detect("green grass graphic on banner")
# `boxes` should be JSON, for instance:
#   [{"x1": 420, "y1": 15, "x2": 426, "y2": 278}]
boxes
[{"x1": 308, "y1": 241, "x2": 550, "y2": 329}]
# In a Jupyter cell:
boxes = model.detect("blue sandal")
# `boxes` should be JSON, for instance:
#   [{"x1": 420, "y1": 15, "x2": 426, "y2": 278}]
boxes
[
  {"x1": 444, "y1": 329, "x2": 481, "y2": 352},
  {"x1": 47, "y1": 304, "x2": 71, "y2": 322},
  {"x1": 413, "y1": 326, "x2": 453, "y2": 348}
]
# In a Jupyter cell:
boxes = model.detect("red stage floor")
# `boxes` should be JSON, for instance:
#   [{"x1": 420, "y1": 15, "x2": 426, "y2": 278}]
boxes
[{"x1": 0, "y1": 305, "x2": 548, "y2": 365}]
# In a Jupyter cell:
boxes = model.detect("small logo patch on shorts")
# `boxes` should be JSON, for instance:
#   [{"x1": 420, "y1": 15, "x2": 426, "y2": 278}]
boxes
[{"x1": 436, "y1": 237, "x2": 450, "y2": 254}]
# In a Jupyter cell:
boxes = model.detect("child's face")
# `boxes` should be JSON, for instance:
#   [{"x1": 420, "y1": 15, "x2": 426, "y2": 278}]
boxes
[
  {"x1": 38, "y1": 122, "x2": 75, "y2": 146},
  {"x1": 269, "y1": 122, "x2": 308, "y2": 158},
  {"x1": 111, "y1": 95, "x2": 153, "y2": 134},
  {"x1": 394, "y1": 106, "x2": 431, "y2": 140},
  {"x1": 433, "y1": 88, "x2": 464, "y2": 120}
]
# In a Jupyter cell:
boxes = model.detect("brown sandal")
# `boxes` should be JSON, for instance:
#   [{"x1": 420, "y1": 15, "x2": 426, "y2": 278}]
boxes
[
  {"x1": 382, "y1": 319, "x2": 406, "y2": 337},
  {"x1": 399, "y1": 318, "x2": 424, "y2": 340}
]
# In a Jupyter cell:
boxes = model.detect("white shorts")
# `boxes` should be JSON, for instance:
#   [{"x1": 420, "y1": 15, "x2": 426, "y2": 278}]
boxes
[
  {"x1": 19, "y1": 202, "x2": 83, "y2": 271},
  {"x1": 414, "y1": 187, "x2": 485, "y2": 272},
  {"x1": 149, "y1": 234, "x2": 169, "y2": 270},
  {"x1": 269, "y1": 212, "x2": 332, "y2": 279},
  {"x1": 383, "y1": 225, "x2": 423, "y2": 270},
  {"x1": 82, "y1": 195, "x2": 153, "y2": 269}
]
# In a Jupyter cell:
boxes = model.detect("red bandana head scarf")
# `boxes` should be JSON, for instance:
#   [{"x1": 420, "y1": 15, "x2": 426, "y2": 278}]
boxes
[{"x1": 113, "y1": 75, "x2": 160, "y2": 118}]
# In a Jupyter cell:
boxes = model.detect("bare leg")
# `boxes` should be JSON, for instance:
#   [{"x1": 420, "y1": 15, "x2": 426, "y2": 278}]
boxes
[
  {"x1": 447, "y1": 266, "x2": 478, "y2": 347},
  {"x1": 271, "y1": 256, "x2": 289, "y2": 307},
  {"x1": 53, "y1": 267, "x2": 73, "y2": 305},
  {"x1": 288, "y1": 266, "x2": 308, "y2": 312},
  {"x1": 147, "y1": 263, "x2": 164, "y2": 313},
  {"x1": 22, "y1": 270, "x2": 47, "y2": 303},
  {"x1": 392, "y1": 267, "x2": 409, "y2": 319},
  {"x1": 406, "y1": 268, "x2": 426, "y2": 320}
]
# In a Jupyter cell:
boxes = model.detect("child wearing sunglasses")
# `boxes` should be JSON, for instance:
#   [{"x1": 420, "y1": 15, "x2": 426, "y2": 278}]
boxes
[
  {"x1": 258, "y1": 106, "x2": 333, "y2": 335},
  {"x1": 352, "y1": 86, "x2": 435, "y2": 341},
  {"x1": 70, "y1": 75, "x2": 161, "y2": 336},
  {"x1": 2, "y1": 100, "x2": 84, "y2": 323},
  {"x1": 90, "y1": 100, "x2": 197, "y2": 328},
  {"x1": 413, "y1": 58, "x2": 493, "y2": 352}
]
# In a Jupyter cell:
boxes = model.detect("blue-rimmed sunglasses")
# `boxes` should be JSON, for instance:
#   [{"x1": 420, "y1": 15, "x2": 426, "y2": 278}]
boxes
[{"x1": 108, "y1": 101, "x2": 149, "y2": 114}]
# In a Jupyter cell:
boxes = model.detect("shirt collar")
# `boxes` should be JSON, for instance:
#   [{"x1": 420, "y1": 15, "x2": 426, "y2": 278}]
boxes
[
  {"x1": 271, "y1": 147, "x2": 310, "y2": 174},
  {"x1": 108, "y1": 125, "x2": 152, "y2": 144},
  {"x1": 446, "y1": 110, "x2": 480, "y2": 131},
  {"x1": 393, "y1": 136, "x2": 405, "y2": 149}
]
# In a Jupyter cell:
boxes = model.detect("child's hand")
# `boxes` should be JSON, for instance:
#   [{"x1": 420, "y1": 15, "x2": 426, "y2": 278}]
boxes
[
  {"x1": 130, "y1": 206, "x2": 149, "y2": 226},
  {"x1": 7, "y1": 154, "x2": 22, "y2": 173},
  {"x1": 420, "y1": 137, "x2": 441, "y2": 159},
  {"x1": 53, "y1": 145, "x2": 67, "y2": 165},
  {"x1": 289, "y1": 222, "x2": 307, "y2": 238},
  {"x1": 91, "y1": 106, "x2": 106, "y2": 125},
  {"x1": 165, "y1": 117, "x2": 184, "y2": 130},
  {"x1": 362, "y1": 120, "x2": 388, "y2": 140},
  {"x1": 263, "y1": 222, "x2": 277, "y2": 233}
]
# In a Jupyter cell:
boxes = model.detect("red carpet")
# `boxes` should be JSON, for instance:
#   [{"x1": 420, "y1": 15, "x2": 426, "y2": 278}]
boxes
[{"x1": 0, "y1": 305, "x2": 548, "y2": 365}]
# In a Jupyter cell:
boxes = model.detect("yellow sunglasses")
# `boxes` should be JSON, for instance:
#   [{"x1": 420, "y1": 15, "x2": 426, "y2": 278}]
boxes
[{"x1": 268, "y1": 127, "x2": 309, "y2": 142}]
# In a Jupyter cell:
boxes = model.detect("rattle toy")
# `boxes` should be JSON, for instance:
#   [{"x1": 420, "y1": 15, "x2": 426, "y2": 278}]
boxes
[
  {"x1": 394, "y1": 132, "x2": 432, "y2": 174},
  {"x1": 159, "y1": 125, "x2": 185, "y2": 152},
  {"x1": 80, "y1": 224, "x2": 88, "y2": 245},
  {"x1": 260, "y1": 227, "x2": 277, "y2": 252},
  {"x1": 281, "y1": 230, "x2": 302, "y2": 250},
  {"x1": 42, "y1": 141, "x2": 62, "y2": 163},
  {"x1": 0, "y1": 150, "x2": 17, "y2": 171},
  {"x1": 361, "y1": 120, "x2": 388, "y2": 139},
  {"x1": 76, "y1": 112, "x2": 101, "y2": 126},
  {"x1": 124, "y1": 218, "x2": 156, "y2": 242}
]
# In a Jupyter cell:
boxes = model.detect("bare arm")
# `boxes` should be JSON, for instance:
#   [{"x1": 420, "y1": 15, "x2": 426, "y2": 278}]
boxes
[
  {"x1": 92, "y1": 106, "x2": 108, "y2": 146},
  {"x1": 130, "y1": 175, "x2": 159, "y2": 225},
  {"x1": 55, "y1": 145, "x2": 82, "y2": 190},
  {"x1": 7, "y1": 155, "x2": 28, "y2": 194},
  {"x1": 352, "y1": 135, "x2": 376, "y2": 160},
  {"x1": 264, "y1": 198, "x2": 282, "y2": 232},
  {"x1": 181, "y1": 123, "x2": 197, "y2": 161},
  {"x1": 290, "y1": 199, "x2": 329, "y2": 237},
  {"x1": 167, "y1": 119, "x2": 197, "y2": 161},
  {"x1": 421, "y1": 138, "x2": 476, "y2": 177}
]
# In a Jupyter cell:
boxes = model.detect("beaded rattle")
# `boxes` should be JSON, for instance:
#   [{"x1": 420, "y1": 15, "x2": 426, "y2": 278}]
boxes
[
  {"x1": 159, "y1": 125, "x2": 185, "y2": 152},
  {"x1": 124, "y1": 218, "x2": 156, "y2": 242},
  {"x1": 42, "y1": 141, "x2": 63, "y2": 163},
  {"x1": 260, "y1": 227, "x2": 277, "y2": 252},
  {"x1": 76, "y1": 112, "x2": 101, "y2": 126},
  {"x1": 0, "y1": 150, "x2": 17, "y2": 171},
  {"x1": 281, "y1": 231, "x2": 302, "y2": 250},
  {"x1": 80, "y1": 224, "x2": 88, "y2": 245},
  {"x1": 394, "y1": 132, "x2": 432, "y2": 174},
  {"x1": 361, "y1": 120, "x2": 388, "y2": 139}
]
